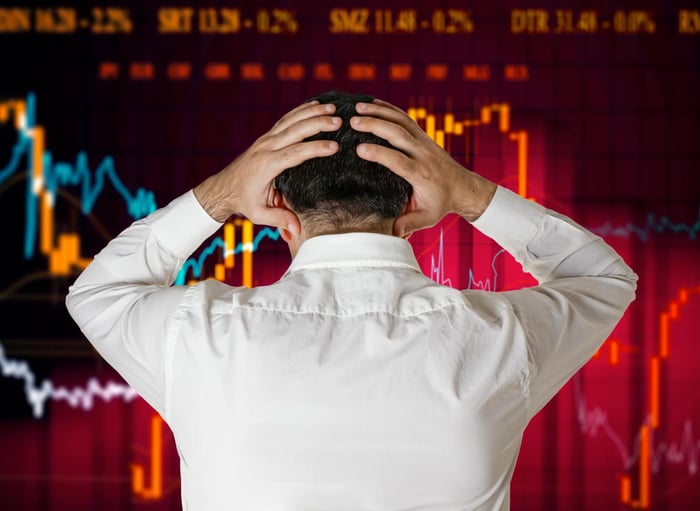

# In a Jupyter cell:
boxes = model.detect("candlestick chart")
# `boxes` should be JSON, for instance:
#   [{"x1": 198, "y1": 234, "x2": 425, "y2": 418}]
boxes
[{"x1": 1, "y1": 1, "x2": 699, "y2": 510}]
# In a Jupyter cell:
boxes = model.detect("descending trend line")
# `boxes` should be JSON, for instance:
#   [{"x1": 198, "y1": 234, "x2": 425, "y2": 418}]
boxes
[
  {"x1": 0, "y1": 341, "x2": 138, "y2": 419},
  {"x1": 591, "y1": 210, "x2": 700, "y2": 242},
  {"x1": 0, "y1": 92, "x2": 156, "y2": 271},
  {"x1": 408, "y1": 102, "x2": 531, "y2": 199}
]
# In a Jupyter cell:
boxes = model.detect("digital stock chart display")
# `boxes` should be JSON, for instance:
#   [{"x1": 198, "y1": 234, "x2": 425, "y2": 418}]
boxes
[{"x1": 1, "y1": 1, "x2": 699, "y2": 509}]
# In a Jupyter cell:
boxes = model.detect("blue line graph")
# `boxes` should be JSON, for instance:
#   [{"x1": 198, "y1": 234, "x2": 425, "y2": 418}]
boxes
[
  {"x1": 174, "y1": 226, "x2": 282, "y2": 285},
  {"x1": 590, "y1": 210, "x2": 700, "y2": 242},
  {"x1": 0, "y1": 134, "x2": 29, "y2": 183},
  {"x1": 0, "y1": 92, "x2": 157, "y2": 259}
]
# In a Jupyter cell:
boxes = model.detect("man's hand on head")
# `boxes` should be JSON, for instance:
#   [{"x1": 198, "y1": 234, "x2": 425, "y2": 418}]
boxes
[
  {"x1": 351, "y1": 99, "x2": 497, "y2": 238},
  {"x1": 193, "y1": 101, "x2": 342, "y2": 232}
]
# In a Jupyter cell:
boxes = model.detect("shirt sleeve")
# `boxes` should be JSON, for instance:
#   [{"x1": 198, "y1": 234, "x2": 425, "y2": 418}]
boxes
[
  {"x1": 470, "y1": 186, "x2": 638, "y2": 419},
  {"x1": 65, "y1": 190, "x2": 223, "y2": 416}
]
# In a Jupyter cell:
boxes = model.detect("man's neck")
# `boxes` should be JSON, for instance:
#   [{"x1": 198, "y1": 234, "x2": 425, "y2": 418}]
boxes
[{"x1": 301, "y1": 219, "x2": 395, "y2": 240}]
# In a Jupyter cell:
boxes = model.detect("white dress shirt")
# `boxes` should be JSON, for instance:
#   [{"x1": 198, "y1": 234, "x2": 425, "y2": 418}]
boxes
[{"x1": 66, "y1": 186, "x2": 637, "y2": 511}]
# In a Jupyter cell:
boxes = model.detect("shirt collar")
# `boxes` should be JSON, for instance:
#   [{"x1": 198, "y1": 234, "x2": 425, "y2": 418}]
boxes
[{"x1": 283, "y1": 232, "x2": 423, "y2": 277}]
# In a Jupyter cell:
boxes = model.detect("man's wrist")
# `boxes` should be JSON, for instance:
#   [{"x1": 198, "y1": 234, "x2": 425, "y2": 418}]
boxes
[
  {"x1": 455, "y1": 172, "x2": 498, "y2": 223},
  {"x1": 193, "y1": 173, "x2": 239, "y2": 223}
]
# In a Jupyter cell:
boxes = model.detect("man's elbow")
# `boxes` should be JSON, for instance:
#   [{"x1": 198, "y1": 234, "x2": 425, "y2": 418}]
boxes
[
  {"x1": 65, "y1": 284, "x2": 81, "y2": 324},
  {"x1": 65, "y1": 281, "x2": 94, "y2": 327},
  {"x1": 611, "y1": 268, "x2": 639, "y2": 312}
]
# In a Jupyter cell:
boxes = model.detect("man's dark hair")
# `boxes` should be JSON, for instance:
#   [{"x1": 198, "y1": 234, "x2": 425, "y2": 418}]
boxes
[{"x1": 274, "y1": 91, "x2": 412, "y2": 231}]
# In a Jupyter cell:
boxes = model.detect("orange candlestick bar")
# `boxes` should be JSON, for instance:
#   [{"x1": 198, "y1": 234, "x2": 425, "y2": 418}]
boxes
[
  {"x1": 498, "y1": 104, "x2": 511, "y2": 132},
  {"x1": 40, "y1": 191, "x2": 53, "y2": 255},
  {"x1": 509, "y1": 131, "x2": 528, "y2": 198},
  {"x1": 638, "y1": 424, "x2": 651, "y2": 508},
  {"x1": 242, "y1": 220, "x2": 253, "y2": 288},
  {"x1": 649, "y1": 357, "x2": 660, "y2": 429},
  {"x1": 31, "y1": 126, "x2": 45, "y2": 192},
  {"x1": 130, "y1": 414, "x2": 164, "y2": 500},
  {"x1": 609, "y1": 339, "x2": 620, "y2": 365},
  {"x1": 620, "y1": 475, "x2": 632, "y2": 504},
  {"x1": 659, "y1": 313, "x2": 669, "y2": 358}
]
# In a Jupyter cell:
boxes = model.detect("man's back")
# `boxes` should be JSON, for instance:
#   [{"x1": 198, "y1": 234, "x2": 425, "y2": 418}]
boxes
[{"x1": 169, "y1": 233, "x2": 527, "y2": 510}]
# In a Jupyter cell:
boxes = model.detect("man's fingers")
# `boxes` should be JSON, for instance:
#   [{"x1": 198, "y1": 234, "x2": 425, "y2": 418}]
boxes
[
  {"x1": 351, "y1": 116, "x2": 418, "y2": 155},
  {"x1": 371, "y1": 98, "x2": 409, "y2": 115},
  {"x1": 270, "y1": 102, "x2": 335, "y2": 135},
  {"x1": 270, "y1": 139, "x2": 339, "y2": 173},
  {"x1": 269, "y1": 115, "x2": 341, "y2": 150},
  {"x1": 355, "y1": 101, "x2": 417, "y2": 133},
  {"x1": 356, "y1": 143, "x2": 417, "y2": 181}
]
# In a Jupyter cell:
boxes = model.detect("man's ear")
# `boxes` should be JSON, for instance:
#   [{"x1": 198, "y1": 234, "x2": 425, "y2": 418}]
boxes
[
  {"x1": 273, "y1": 191, "x2": 300, "y2": 239},
  {"x1": 395, "y1": 198, "x2": 414, "y2": 239},
  {"x1": 405, "y1": 193, "x2": 419, "y2": 214},
  {"x1": 278, "y1": 227, "x2": 293, "y2": 242}
]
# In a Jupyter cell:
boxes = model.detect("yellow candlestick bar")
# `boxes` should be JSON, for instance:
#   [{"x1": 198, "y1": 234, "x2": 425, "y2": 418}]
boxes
[
  {"x1": 435, "y1": 130, "x2": 445, "y2": 149},
  {"x1": 224, "y1": 223, "x2": 235, "y2": 268},
  {"x1": 480, "y1": 106, "x2": 491, "y2": 123},
  {"x1": 425, "y1": 114, "x2": 436, "y2": 141},
  {"x1": 444, "y1": 114, "x2": 454, "y2": 133}
]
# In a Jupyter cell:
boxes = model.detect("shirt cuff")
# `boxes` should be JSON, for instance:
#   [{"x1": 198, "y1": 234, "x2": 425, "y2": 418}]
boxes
[
  {"x1": 146, "y1": 190, "x2": 224, "y2": 259},
  {"x1": 470, "y1": 186, "x2": 546, "y2": 254}
]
